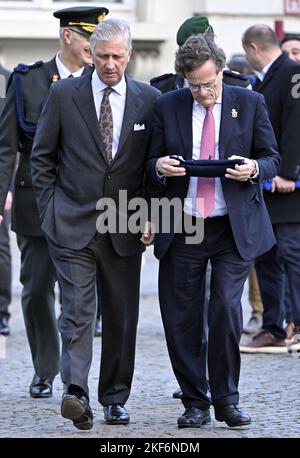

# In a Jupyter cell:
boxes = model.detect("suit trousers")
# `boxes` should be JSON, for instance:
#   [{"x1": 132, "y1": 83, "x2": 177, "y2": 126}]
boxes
[
  {"x1": 0, "y1": 210, "x2": 12, "y2": 318},
  {"x1": 255, "y1": 222, "x2": 300, "y2": 337},
  {"x1": 159, "y1": 215, "x2": 251, "y2": 410},
  {"x1": 17, "y1": 234, "x2": 59, "y2": 378},
  {"x1": 47, "y1": 232, "x2": 142, "y2": 405}
]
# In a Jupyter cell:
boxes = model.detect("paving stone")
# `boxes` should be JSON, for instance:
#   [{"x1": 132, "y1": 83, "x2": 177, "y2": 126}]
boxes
[{"x1": 0, "y1": 235, "x2": 299, "y2": 438}]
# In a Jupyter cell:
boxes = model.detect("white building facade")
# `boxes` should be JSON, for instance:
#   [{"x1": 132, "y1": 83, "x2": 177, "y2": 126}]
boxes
[{"x1": 0, "y1": 0, "x2": 300, "y2": 81}]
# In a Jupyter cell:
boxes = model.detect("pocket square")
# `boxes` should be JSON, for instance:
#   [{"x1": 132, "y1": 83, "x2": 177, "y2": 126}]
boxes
[{"x1": 134, "y1": 123, "x2": 145, "y2": 131}]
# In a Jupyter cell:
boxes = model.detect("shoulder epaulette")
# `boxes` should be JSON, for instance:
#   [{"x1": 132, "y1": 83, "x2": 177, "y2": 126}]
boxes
[
  {"x1": 13, "y1": 61, "x2": 44, "y2": 141},
  {"x1": 13, "y1": 60, "x2": 43, "y2": 75},
  {"x1": 223, "y1": 69, "x2": 248, "y2": 81},
  {"x1": 150, "y1": 73, "x2": 175, "y2": 84}
]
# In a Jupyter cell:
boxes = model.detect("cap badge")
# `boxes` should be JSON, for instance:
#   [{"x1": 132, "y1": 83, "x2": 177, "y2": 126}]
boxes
[{"x1": 98, "y1": 13, "x2": 107, "y2": 23}]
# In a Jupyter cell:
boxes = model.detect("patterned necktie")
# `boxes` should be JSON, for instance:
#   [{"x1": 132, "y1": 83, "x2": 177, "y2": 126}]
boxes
[
  {"x1": 99, "y1": 86, "x2": 114, "y2": 162},
  {"x1": 196, "y1": 105, "x2": 215, "y2": 218}
]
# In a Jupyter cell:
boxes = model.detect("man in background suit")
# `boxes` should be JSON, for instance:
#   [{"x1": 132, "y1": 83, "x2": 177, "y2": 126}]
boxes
[
  {"x1": 241, "y1": 25, "x2": 300, "y2": 353},
  {"x1": 280, "y1": 33, "x2": 300, "y2": 63},
  {"x1": 0, "y1": 64, "x2": 12, "y2": 336},
  {"x1": 0, "y1": 6, "x2": 109, "y2": 398},
  {"x1": 31, "y1": 18, "x2": 160, "y2": 430},
  {"x1": 146, "y1": 35, "x2": 280, "y2": 428}
]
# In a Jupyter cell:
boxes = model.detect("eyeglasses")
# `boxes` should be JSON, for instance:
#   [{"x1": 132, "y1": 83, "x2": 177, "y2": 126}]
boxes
[{"x1": 187, "y1": 77, "x2": 218, "y2": 93}]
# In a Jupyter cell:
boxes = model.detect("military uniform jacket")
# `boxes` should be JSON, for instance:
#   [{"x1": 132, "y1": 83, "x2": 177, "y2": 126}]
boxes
[
  {"x1": 0, "y1": 57, "x2": 92, "y2": 236},
  {"x1": 150, "y1": 69, "x2": 250, "y2": 94}
]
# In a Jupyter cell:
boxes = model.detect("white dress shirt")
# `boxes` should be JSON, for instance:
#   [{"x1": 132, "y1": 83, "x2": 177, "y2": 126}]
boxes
[
  {"x1": 91, "y1": 70, "x2": 127, "y2": 159},
  {"x1": 255, "y1": 58, "x2": 276, "y2": 82},
  {"x1": 184, "y1": 90, "x2": 228, "y2": 218},
  {"x1": 55, "y1": 53, "x2": 84, "y2": 79}
]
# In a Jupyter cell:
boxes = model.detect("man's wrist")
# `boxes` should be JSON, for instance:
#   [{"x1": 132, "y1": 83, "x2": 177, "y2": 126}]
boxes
[{"x1": 250, "y1": 160, "x2": 259, "y2": 180}]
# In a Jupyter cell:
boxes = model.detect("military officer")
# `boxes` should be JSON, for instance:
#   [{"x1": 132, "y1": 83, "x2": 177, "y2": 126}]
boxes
[{"x1": 0, "y1": 64, "x2": 12, "y2": 337}]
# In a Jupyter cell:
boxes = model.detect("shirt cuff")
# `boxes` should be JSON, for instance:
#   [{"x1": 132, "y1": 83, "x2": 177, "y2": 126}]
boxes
[
  {"x1": 249, "y1": 160, "x2": 259, "y2": 183},
  {"x1": 156, "y1": 169, "x2": 166, "y2": 183}
]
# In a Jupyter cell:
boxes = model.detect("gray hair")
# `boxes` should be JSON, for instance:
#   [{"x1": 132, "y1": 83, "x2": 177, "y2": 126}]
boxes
[
  {"x1": 175, "y1": 34, "x2": 226, "y2": 77},
  {"x1": 90, "y1": 18, "x2": 132, "y2": 53},
  {"x1": 59, "y1": 27, "x2": 66, "y2": 42}
]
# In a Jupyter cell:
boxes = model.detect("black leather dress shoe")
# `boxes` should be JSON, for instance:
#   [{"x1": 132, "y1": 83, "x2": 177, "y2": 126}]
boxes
[
  {"x1": 173, "y1": 388, "x2": 183, "y2": 399},
  {"x1": 61, "y1": 391, "x2": 93, "y2": 430},
  {"x1": 94, "y1": 319, "x2": 102, "y2": 337},
  {"x1": 177, "y1": 407, "x2": 211, "y2": 428},
  {"x1": 29, "y1": 374, "x2": 53, "y2": 398},
  {"x1": 103, "y1": 404, "x2": 129, "y2": 425},
  {"x1": 0, "y1": 316, "x2": 10, "y2": 336},
  {"x1": 214, "y1": 404, "x2": 251, "y2": 427}
]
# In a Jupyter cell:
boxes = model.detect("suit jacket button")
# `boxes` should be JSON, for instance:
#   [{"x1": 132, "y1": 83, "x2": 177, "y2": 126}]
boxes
[{"x1": 107, "y1": 173, "x2": 111, "y2": 179}]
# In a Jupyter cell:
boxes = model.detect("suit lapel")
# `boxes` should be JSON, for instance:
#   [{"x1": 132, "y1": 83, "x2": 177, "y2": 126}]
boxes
[
  {"x1": 114, "y1": 76, "x2": 144, "y2": 158},
  {"x1": 44, "y1": 57, "x2": 60, "y2": 85},
  {"x1": 175, "y1": 89, "x2": 193, "y2": 159},
  {"x1": 82, "y1": 65, "x2": 94, "y2": 76},
  {"x1": 72, "y1": 74, "x2": 106, "y2": 159},
  {"x1": 219, "y1": 84, "x2": 237, "y2": 158},
  {"x1": 254, "y1": 53, "x2": 285, "y2": 92}
]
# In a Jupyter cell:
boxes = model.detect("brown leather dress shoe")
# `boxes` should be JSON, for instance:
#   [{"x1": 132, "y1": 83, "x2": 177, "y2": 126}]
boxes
[
  {"x1": 240, "y1": 331, "x2": 287, "y2": 353},
  {"x1": 29, "y1": 374, "x2": 53, "y2": 398},
  {"x1": 177, "y1": 407, "x2": 211, "y2": 428},
  {"x1": 103, "y1": 404, "x2": 129, "y2": 425},
  {"x1": 214, "y1": 404, "x2": 251, "y2": 427},
  {"x1": 61, "y1": 391, "x2": 93, "y2": 430}
]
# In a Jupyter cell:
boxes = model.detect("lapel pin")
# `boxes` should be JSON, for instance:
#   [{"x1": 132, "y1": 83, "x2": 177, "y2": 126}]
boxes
[
  {"x1": 231, "y1": 108, "x2": 238, "y2": 118},
  {"x1": 51, "y1": 73, "x2": 59, "y2": 83}
]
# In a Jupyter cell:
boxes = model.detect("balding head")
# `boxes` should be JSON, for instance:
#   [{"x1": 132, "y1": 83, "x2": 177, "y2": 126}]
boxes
[
  {"x1": 242, "y1": 24, "x2": 281, "y2": 71},
  {"x1": 242, "y1": 24, "x2": 279, "y2": 51}
]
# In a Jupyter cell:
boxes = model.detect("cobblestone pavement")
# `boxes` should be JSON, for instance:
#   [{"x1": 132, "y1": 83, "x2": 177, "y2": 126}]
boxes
[{"x1": 0, "y1": 236, "x2": 299, "y2": 438}]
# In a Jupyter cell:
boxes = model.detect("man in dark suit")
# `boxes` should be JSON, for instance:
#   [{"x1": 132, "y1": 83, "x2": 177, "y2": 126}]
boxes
[
  {"x1": 31, "y1": 18, "x2": 160, "y2": 430},
  {"x1": 145, "y1": 35, "x2": 280, "y2": 428},
  {"x1": 0, "y1": 64, "x2": 12, "y2": 336},
  {"x1": 241, "y1": 25, "x2": 300, "y2": 353},
  {"x1": 151, "y1": 16, "x2": 252, "y2": 402},
  {"x1": 0, "y1": 6, "x2": 109, "y2": 398}
]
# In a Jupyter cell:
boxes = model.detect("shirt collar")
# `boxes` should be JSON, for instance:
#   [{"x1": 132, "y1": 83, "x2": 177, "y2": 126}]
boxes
[
  {"x1": 55, "y1": 53, "x2": 84, "y2": 79},
  {"x1": 256, "y1": 58, "x2": 277, "y2": 82},
  {"x1": 92, "y1": 70, "x2": 127, "y2": 95}
]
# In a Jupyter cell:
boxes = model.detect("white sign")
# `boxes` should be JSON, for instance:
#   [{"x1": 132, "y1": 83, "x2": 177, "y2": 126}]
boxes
[{"x1": 285, "y1": 0, "x2": 300, "y2": 15}]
